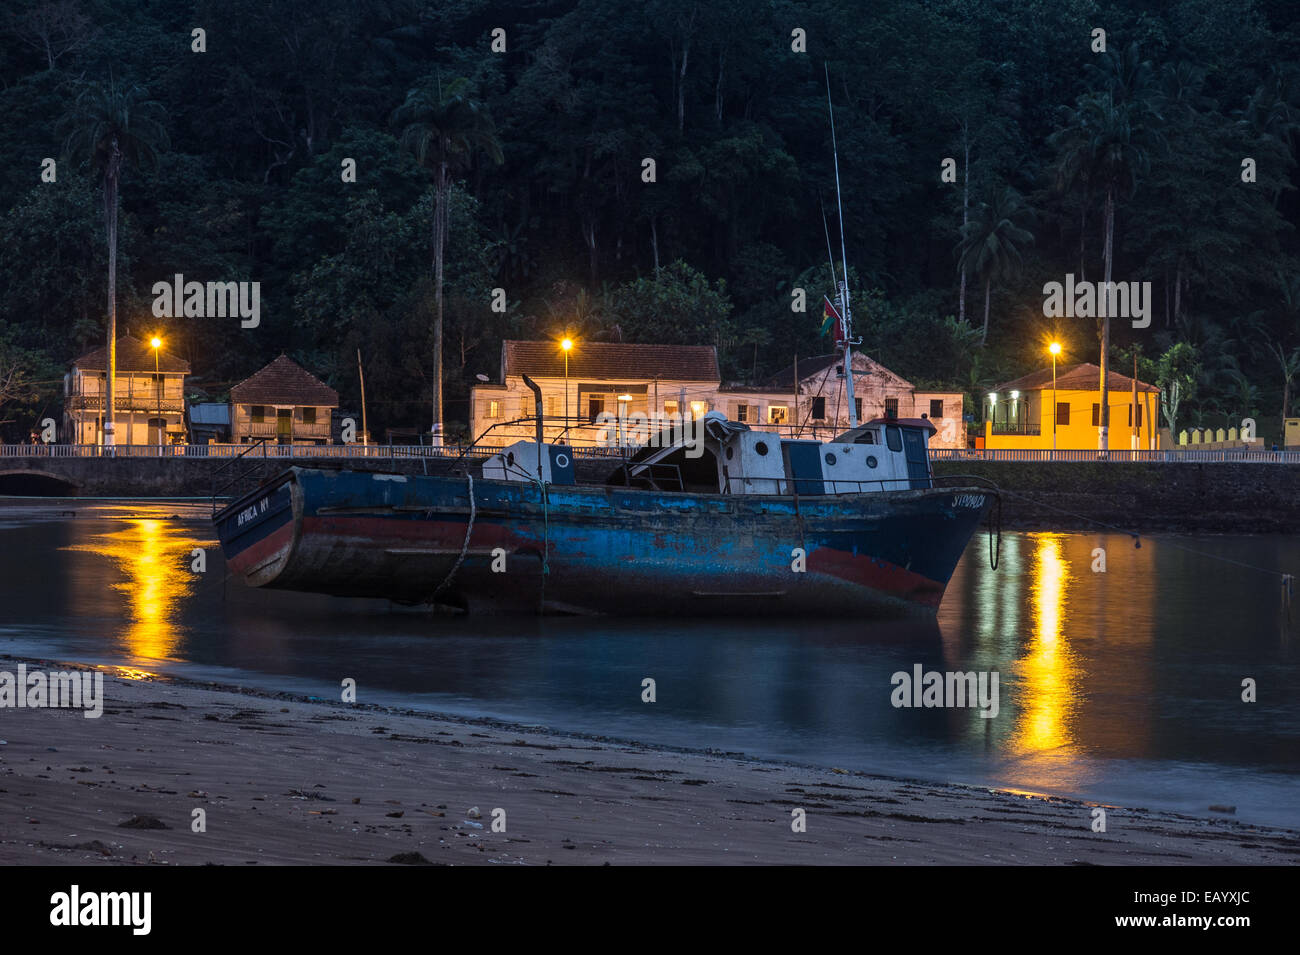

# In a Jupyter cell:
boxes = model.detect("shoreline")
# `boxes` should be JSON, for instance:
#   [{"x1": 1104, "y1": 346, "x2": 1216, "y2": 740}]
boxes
[{"x1": 1, "y1": 656, "x2": 1294, "y2": 865}]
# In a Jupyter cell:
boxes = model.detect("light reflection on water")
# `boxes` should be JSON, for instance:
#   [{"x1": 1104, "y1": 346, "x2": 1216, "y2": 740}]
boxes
[
  {"x1": 1, "y1": 502, "x2": 1297, "y2": 827},
  {"x1": 65, "y1": 517, "x2": 212, "y2": 663}
]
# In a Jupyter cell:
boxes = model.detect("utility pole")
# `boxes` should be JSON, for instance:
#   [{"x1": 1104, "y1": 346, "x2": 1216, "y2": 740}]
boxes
[{"x1": 357, "y1": 348, "x2": 369, "y2": 449}]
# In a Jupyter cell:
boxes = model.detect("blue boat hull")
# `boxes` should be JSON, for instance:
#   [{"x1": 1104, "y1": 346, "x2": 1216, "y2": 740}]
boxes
[{"x1": 214, "y1": 467, "x2": 993, "y2": 616}]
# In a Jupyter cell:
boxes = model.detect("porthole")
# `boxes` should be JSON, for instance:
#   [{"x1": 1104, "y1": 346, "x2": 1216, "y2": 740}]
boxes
[
  {"x1": 866, "y1": 455, "x2": 878, "y2": 469},
  {"x1": 824, "y1": 452, "x2": 837, "y2": 466},
  {"x1": 755, "y1": 441, "x2": 769, "y2": 456},
  {"x1": 555, "y1": 453, "x2": 570, "y2": 469}
]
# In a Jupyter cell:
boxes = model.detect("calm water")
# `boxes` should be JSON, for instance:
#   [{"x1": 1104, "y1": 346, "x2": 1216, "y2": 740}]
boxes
[{"x1": 1, "y1": 500, "x2": 1297, "y2": 827}]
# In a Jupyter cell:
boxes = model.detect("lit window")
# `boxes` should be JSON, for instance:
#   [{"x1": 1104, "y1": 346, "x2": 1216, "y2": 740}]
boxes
[
  {"x1": 690, "y1": 401, "x2": 707, "y2": 418},
  {"x1": 489, "y1": 400, "x2": 501, "y2": 419},
  {"x1": 664, "y1": 400, "x2": 678, "y2": 416},
  {"x1": 768, "y1": 405, "x2": 789, "y2": 425}
]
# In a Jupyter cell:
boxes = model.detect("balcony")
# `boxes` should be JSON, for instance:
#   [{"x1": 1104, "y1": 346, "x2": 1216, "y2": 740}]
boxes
[
  {"x1": 236, "y1": 421, "x2": 332, "y2": 440},
  {"x1": 66, "y1": 394, "x2": 186, "y2": 413}
]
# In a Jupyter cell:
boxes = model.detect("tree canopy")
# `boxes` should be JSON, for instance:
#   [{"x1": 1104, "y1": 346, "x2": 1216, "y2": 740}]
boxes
[{"x1": 2, "y1": 0, "x2": 1299, "y2": 441}]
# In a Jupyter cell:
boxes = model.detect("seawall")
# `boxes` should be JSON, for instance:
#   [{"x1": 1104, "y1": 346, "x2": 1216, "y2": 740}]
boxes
[
  {"x1": 1, "y1": 456, "x2": 1297, "y2": 533},
  {"x1": 932, "y1": 461, "x2": 1300, "y2": 534}
]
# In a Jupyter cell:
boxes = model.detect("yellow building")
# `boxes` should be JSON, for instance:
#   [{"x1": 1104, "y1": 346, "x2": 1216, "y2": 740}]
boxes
[{"x1": 985, "y1": 362, "x2": 1159, "y2": 451}]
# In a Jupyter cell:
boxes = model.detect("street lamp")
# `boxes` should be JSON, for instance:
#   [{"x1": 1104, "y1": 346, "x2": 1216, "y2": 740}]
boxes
[
  {"x1": 560, "y1": 338, "x2": 573, "y2": 436},
  {"x1": 617, "y1": 393, "x2": 631, "y2": 448},
  {"x1": 150, "y1": 336, "x2": 162, "y2": 452},
  {"x1": 1049, "y1": 342, "x2": 1062, "y2": 454}
]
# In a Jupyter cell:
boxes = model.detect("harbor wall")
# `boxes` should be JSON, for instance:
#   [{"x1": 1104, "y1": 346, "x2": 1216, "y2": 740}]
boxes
[
  {"x1": 931, "y1": 461, "x2": 1300, "y2": 533},
  {"x1": 1, "y1": 455, "x2": 1297, "y2": 533}
]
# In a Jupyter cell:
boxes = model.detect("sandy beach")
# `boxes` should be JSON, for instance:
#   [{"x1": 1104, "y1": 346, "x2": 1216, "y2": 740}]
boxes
[{"x1": 0, "y1": 656, "x2": 1294, "y2": 866}]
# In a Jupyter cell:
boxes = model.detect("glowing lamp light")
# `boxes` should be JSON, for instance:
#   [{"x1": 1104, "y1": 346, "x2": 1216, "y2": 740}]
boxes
[
  {"x1": 561, "y1": 338, "x2": 573, "y2": 352},
  {"x1": 1049, "y1": 342, "x2": 1061, "y2": 356},
  {"x1": 150, "y1": 337, "x2": 162, "y2": 349},
  {"x1": 988, "y1": 393, "x2": 997, "y2": 405},
  {"x1": 1010, "y1": 390, "x2": 1020, "y2": 400}
]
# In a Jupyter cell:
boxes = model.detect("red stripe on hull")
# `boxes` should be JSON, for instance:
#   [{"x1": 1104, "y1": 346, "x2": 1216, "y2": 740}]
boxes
[
  {"x1": 807, "y1": 547, "x2": 945, "y2": 608},
  {"x1": 227, "y1": 520, "x2": 295, "y2": 577}
]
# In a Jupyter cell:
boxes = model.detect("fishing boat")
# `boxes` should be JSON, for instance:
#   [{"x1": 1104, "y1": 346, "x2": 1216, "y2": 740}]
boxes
[
  {"x1": 213, "y1": 404, "x2": 996, "y2": 616},
  {"x1": 214, "y1": 68, "x2": 995, "y2": 616}
]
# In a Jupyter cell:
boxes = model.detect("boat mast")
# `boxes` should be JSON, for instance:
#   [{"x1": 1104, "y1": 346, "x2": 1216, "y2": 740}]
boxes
[{"x1": 826, "y1": 64, "x2": 858, "y2": 428}]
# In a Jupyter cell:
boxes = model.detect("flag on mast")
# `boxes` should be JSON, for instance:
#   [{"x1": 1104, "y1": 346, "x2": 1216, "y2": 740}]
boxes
[{"x1": 821, "y1": 295, "x2": 846, "y2": 345}]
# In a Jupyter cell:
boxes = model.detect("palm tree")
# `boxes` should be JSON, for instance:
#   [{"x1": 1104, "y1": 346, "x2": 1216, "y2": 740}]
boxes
[
  {"x1": 1051, "y1": 82, "x2": 1163, "y2": 452},
  {"x1": 60, "y1": 80, "x2": 168, "y2": 451},
  {"x1": 957, "y1": 185, "x2": 1034, "y2": 345},
  {"x1": 1265, "y1": 340, "x2": 1300, "y2": 430},
  {"x1": 393, "y1": 76, "x2": 502, "y2": 442}
]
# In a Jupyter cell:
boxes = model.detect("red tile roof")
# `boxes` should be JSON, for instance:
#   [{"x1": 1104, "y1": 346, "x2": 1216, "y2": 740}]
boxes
[
  {"x1": 71, "y1": 334, "x2": 191, "y2": 374},
  {"x1": 995, "y1": 362, "x2": 1158, "y2": 394},
  {"x1": 230, "y1": 355, "x2": 339, "y2": 406},
  {"x1": 502, "y1": 340, "x2": 719, "y2": 382}
]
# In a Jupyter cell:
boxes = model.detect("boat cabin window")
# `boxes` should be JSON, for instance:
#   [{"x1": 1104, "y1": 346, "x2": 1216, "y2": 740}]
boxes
[
  {"x1": 886, "y1": 425, "x2": 903, "y2": 452},
  {"x1": 852, "y1": 431, "x2": 876, "y2": 445}
]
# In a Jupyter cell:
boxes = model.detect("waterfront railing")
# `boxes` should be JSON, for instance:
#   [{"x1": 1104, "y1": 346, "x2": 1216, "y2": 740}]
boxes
[
  {"x1": 929, "y1": 448, "x2": 1300, "y2": 463},
  {"x1": 4, "y1": 443, "x2": 1300, "y2": 463}
]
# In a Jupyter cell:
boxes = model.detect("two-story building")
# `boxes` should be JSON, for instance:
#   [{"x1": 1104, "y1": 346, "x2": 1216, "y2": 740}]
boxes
[
  {"x1": 468, "y1": 340, "x2": 966, "y2": 449},
  {"x1": 717, "y1": 353, "x2": 966, "y2": 449},
  {"x1": 229, "y1": 355, "x2": 338, "y2": 445},
  {"x1": 64, "y1": 334, "x2": 190, "y2": 445},
  {"x1": 984, "y1": 362, "x2": 1159, "y2": 451}
]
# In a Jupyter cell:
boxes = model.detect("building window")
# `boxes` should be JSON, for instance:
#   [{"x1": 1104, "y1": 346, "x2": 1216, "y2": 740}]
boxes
[
  {"x1": 545, "y1": 395, "x2": 558, "y2": 418},
  {"x1": 929, "y1": 399, "x2": 944, "y2": 419},
  {"x1": 250, "y1": 405, "x2": 265, "y2": 424},
  {"x1": 735, "y1": 403, "x2": 749, "y2": 423},
  {"x1": 588, "y1": 396, "x2": 605, "y2": 423},
  {"x1": 1057, "y1": 402, "x2": 1070, "y2": 426},
  {"x1": 663, "y1": 400, "x2": 679, "y2": 417},
  {"x1": 302, "y1": 407, "x2": 316, "y2": 425},
  {"x1": 812, "y1": 396, "x2": 826, "y2": 420},
  {"x1": 885, "y1": 397, "x2": 899, "y2": 419},
  {"x1": 855, "y1": 398, "x2": 862, "y2": 421},
  {"x1": 690, "y1": 400, "x2": 708, "y2": 418},
  {"x1": 1091, "y1": 403, "x2": 1100, "y2": 427},
  {"x1": 487, "y1": 400, "x2": 501, "y2": 419},
  {"x1": 1128, "y1": 404, "x2": 1142, "y2": 427},
  {"x1": 768, "y1": 405, "x2": 789, "y2": 425}
]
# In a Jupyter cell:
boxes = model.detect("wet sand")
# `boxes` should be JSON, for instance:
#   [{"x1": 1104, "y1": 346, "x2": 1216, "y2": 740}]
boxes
[{"x1": 1, "y1": 658, "x2": 1295, "y2": 866}]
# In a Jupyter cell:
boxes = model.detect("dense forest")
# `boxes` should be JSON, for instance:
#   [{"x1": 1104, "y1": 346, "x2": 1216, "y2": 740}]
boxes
[{"x1": 2, "y1": 0, "x2": 1299, "y2": 442}]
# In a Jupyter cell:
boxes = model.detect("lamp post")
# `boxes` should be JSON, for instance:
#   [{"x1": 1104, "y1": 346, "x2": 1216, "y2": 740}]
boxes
[
  {"x1": 1049, "y1": 342, "x2": 1061, "y2": 456},
  {"x1": 561, "y1": 338, "x2": 573, "y2": 438},
  {"x1": 150, "y1": 336, "x2": 162, "y2": 452},
  {"x1": 617, "y1": 393, "x2": 631, "y2": 448}
]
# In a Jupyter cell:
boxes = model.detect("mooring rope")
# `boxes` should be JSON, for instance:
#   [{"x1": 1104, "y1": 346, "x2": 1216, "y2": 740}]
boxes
[
  {"x1": 432, "y1": 471, "x2": 475, "y2": 601},
  {"x1": 987, "y1": 491, "x2": 1002, "y2": 571}
]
